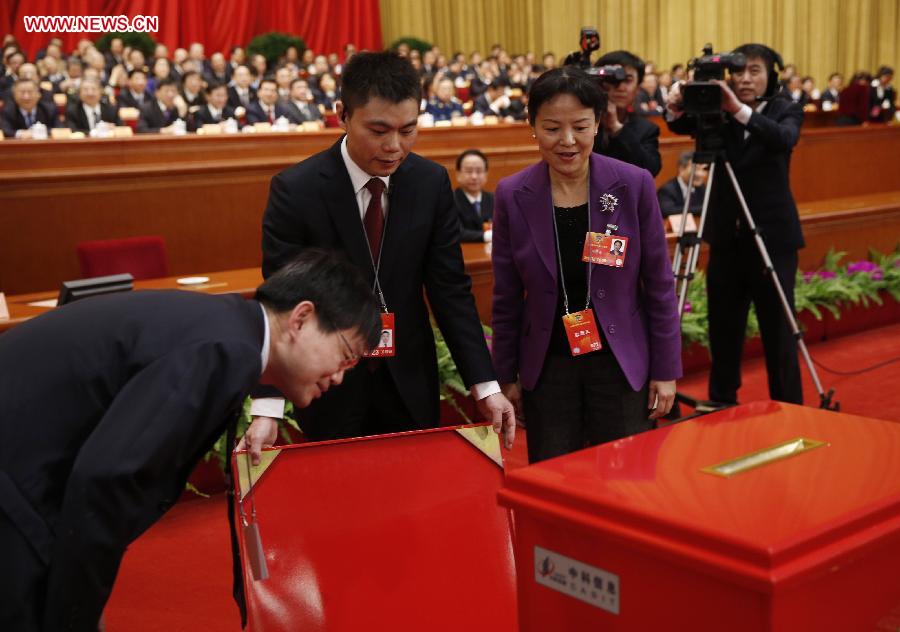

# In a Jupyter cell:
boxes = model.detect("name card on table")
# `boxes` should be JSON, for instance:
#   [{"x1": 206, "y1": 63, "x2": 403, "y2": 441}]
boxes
[
  {"x1": 253, "y1": 122, "x2": 273, "y2": 132},
  {"x1": 0, "y1": 293, "x2": 8, "y2": 319},
  {"x1": 50, "y1": 127, "x2": 72, "y2": 140},
  {"x1": 201, "y1": 123, "x2": 223, "y2": 135},
  {"x1": 113, "y1": 126, "x2": 134, "y2": 137}
]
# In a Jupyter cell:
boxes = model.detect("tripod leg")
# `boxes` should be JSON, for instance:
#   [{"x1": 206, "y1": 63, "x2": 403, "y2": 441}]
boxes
[{"x1": 720, "y1": 161, "x2": 837, "y2": 409}]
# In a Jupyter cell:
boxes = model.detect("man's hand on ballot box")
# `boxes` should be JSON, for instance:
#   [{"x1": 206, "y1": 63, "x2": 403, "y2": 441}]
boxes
[
  {"x1": 236, "y1": 416, "x2": 280, "y2": 465},
  {"x1": 476, "y1": 392, "x2": 516, "y2": 450}
]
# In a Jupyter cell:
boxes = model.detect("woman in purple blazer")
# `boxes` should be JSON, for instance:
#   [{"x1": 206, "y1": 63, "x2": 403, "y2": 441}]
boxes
[{"x1": 491, "y1": 67, "x2": 682, "y2": 463}]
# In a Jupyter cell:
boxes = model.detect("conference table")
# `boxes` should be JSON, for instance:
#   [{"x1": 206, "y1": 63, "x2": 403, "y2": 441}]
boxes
[{"x1": 0, "y1": 242, "x2": 494, "y2": 334}]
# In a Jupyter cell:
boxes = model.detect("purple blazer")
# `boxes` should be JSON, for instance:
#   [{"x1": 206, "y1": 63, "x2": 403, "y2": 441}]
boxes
[{"x1": 491, "y1": 153, "x2": 682, "y2": 391}]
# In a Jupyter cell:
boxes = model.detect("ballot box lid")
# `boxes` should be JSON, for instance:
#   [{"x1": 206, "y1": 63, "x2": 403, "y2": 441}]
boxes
[{"x1": 499, "y1": 402, "x2": 900, "y2": 588}]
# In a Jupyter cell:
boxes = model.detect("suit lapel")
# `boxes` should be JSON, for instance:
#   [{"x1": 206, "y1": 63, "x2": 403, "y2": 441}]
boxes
[
  {"x1": 319, "y1": 140, "x2": 373, "y2": 274},
  {"x1": 589, "y1": 153, "x2": 628, "y2": 238},
  {"x1": 513, "y1": 162, "x2": 557, "y2": 281}
]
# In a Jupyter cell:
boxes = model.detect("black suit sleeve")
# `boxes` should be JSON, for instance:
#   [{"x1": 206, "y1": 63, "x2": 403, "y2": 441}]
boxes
[
  {"x1": 657, "y1": 181, "x2": 682, "y2": 217},
  {"x1": 603, "y1": 118, "x2": 662, "y2": 176},
  {"x1": 0, "y1": 110, "x2": 15, "y2": 137},
  {"x1": 261, "y1": 171, "x2": 310, "y2": 278},
  {"x1": 424, "y1": 171, "x2": 496, "y2": 387},
  {"x1": 41, "y1": 341, "x2": 258, "y2": 631},
  {"x1": 743, "y1": 101, "x2": 803, "y2": 153}
]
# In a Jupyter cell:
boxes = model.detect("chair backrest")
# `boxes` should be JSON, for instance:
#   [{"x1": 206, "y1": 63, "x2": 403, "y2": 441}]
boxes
[{"x1": 76, "y1": 236, "x2": 169, "y2": 280}]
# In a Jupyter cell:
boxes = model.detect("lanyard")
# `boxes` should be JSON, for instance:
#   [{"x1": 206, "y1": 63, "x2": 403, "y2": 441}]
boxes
[
  {"x1": 359, "y1": 182, "x2": 390, "y2": 312},
  {"x1": 550, "y1": 174, "x2": 592, "y2": 315}
]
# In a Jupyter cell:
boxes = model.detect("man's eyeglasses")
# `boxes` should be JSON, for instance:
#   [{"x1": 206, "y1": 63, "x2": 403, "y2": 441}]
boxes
[{"x1": 335, "y1": 329, "x2": 360, "y2": 369}]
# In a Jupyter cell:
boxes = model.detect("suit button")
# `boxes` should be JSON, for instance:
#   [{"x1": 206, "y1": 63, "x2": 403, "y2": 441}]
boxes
[
  {"x1": 595, "y1": 289, "x2": 606, "y2": 299},
  {"x1": 607, "y1": 325, "x2": 616, "y2": 335}
]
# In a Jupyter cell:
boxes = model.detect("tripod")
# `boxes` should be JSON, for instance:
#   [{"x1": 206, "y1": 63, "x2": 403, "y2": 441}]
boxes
[{"x1": 670, "y1": 148, "x2": 839, "y2": 415}]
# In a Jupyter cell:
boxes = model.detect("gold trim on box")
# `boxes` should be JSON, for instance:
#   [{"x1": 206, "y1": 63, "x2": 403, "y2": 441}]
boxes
[{"x1": 701, "y1": 437, "x2": 828, "y2": 478}]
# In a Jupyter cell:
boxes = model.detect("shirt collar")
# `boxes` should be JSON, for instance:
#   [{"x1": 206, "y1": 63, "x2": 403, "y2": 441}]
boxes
[
  {"x1": 340, "y1": 135, "x2": 390, "y2": 195},
  {"x1": 463, "y1": 190, "x2": 482, "y2": 205},
  {"x1": 677, "y1": 176, "x2": 690, "y2": 199},
  {"x1": 82, "y1": 102, "x2": 99, "y2": 115},
  {"x1": 259, "y1": 303, "x2": 270, "y2": 374}
]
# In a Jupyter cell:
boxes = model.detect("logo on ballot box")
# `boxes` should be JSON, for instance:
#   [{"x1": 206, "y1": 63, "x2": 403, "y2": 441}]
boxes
[{"x1": 534, "y1": 546, "x2": 620, "y2": 615}]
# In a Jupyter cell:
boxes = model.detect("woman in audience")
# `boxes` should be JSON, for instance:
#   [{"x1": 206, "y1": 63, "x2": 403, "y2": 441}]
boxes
[
  {"x1": 490, "y1": 66, "x2": 681, "y2": 463},
  {"x1": 314, "y1": 72, "x2": 340, "y2": 110},
  {"x1": 147, "y1": 56, "x2": 172, "y2": 94}
]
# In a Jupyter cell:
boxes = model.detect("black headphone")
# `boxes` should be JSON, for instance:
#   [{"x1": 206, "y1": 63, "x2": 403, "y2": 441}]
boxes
[{"x1": 759, "y1": 45, "x2": 785, "y2": 98}]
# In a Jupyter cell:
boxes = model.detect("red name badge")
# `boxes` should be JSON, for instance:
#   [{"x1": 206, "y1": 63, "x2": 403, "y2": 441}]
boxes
[
  {"x1": 562, "y1": 309, "x2": 602, "y2": 356},
  {"x1": 582, "y1": 232, "x2": 629, "y2": 268},
  {"x1": 363, "y1": 312, "x2": 395, "y2": 358}
]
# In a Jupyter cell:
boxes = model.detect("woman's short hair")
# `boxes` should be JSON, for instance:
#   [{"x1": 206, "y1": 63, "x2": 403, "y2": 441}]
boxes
[{"x1": 526, "y1": 66, "x2": 606, "y2": 126}]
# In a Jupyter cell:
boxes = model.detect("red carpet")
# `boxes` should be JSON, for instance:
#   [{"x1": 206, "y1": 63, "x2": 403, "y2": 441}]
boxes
[{"x1": 105, "y1": 323, "x2": 900, "y2": 631}]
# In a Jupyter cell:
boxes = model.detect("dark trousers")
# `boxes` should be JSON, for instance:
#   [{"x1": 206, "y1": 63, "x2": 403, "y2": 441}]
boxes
[
  {"x1": 297, "y1": 361, "x2": 418, "y2": 441},
  {"x1": 522, "y1": 352, "x2": 650, "y2": 464},
  {"x1": 707, "y1": 241, "x2": 803, "y2": 405},
  {"x1": 0, "y1": 510, "x2": 45, "y2": 632}
]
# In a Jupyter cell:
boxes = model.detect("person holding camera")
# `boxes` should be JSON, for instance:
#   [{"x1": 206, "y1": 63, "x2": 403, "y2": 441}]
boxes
[
  {"x1": 591, "y1": 50, "x2": 662, "y2": 177},
  {"x1": 665, "y1": 43, "x2": 805, "y2": 406}
]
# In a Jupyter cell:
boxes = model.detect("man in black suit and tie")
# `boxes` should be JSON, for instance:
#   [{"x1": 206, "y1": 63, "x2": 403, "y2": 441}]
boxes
[
  {"x1": 453, "y1": 149, "x2": 494, "y2": 242},
  {"x1": 0, "y1": 79, "x2": 59, "y2": 137},
  {"x1": 137, "y1": 77, "x2": 183, "y2": 133},
  {"x1": 250, "y1": 51, "x2": 515, "y2": 449},
  {"x1": 189, "y1": 81, "x2": 237, "y2": 130},
  {"x1": 657, "y1": 150, "x2": 708, "y2": 217},
  {"x1": 666, "y1": 43, "x2": 805, "y2": 406},
  {"x1": 592, "y1": 50, "x2": 662, "y2": 176},
  {"x1": 246, "y1": 77, "x2": 286, "y2": 124},
  {"x1": 116, "y1": 68, "x2": 150, "y2": 109},
  {"x1": 0, "y1": 251, "x2": 382, "y2": 632},
  {"x1": 227, "y1": 64, "x2": 256, "y2": 109},
  {"x1": 280, "y1": 78, "x2": 324, "y2": 125},
  {"x1": 65, "y1": 78, "x2": 121, "y2": 133}
]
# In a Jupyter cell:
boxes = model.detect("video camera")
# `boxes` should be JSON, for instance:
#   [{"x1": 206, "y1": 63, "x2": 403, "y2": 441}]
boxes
[
  {"x1": 681, "y1": 44, "x2": 746, "y2": 151},
  {"x1": 562, "y1": 27, "x2": 627, "y2": 85},
  {"x1": 682, "y1": 44, "x2": 746, "y2": 115}
]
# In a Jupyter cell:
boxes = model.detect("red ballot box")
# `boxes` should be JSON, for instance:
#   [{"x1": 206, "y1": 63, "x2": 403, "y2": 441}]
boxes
[
  {"x1": 233, "y1": 423, "x2": 517, "y2": 632},
  {"x1": 498, "y1": 402, "x2": 900, "y2": 631}
]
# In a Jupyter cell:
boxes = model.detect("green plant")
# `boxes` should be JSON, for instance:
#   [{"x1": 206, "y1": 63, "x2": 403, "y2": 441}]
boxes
[
  {"x1": 247, "y1": 32, "x2": 306, "y2": 66},
  {"x1": 205, "y1": 398, "x2": 301, "y2": 472},
  {"x1": 389, "y1": 36, "x2": 433, "y2": 55},
  {"x1": 433, "y1": 323, "x2": 492, "y2": 422},
  {"x1": 94, "y1": 32, "x2": 156, "y2": 57}
]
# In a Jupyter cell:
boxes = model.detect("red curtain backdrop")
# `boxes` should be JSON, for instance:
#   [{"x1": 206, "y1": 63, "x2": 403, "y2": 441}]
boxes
[{"x1": 1, "y1": 0, "x2": 383, "y2": 59}]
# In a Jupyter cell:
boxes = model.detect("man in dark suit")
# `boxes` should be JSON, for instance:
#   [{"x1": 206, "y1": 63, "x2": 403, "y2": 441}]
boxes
[
  {"x1": 280, "y1": 78, "x2": 324, "y2": 125},
  {"x1": 65, "y1": 78, "x2": 121, "y2": 132},
  {"x1": 252, "y1": 51, "x2": 515, "y2": 448},
  {"x1": 246, "y1": 77, "x2": 286, "y2": 124},
  {"x1": 0, "y1": 78, "x2": 59, "y2": 137},
  {"x1": 0, "y1": 251, "x2": 381, "y2": 632},
  {"x1": 453, "y1": 149, "x2": 494, "y2": 242},
  {"x1": 179, "y1": 70, "x2": 206, "y2": 108},
  {"x1": 869, "y1": 66, "x2": 896, "y2": 122},
  {"x1": 189, "y1": 81, "x2": 237, "y2": 130},
  {"x1": 657, "y1": 150, "x2": 708, "y2": 217},
  {"x1": 591, "y1": 50, "x2": 662, "y2": 176},
  {"x1": 116, "y1": 68, "x2": 150, "y2": 109},
  {"x1": 666, "y1": 43, "x2": 805, "y2": 406},
  {"x1": 227, "y1": 64, "x2": 256, "y2": 109},
  {"x1": 137, "y1": 77, "x2": 183, "y2": 133}
]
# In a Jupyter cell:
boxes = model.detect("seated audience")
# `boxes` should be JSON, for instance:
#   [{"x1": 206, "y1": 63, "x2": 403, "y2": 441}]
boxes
[
  {"x1": 65, "y1": 78, "x2": 121, "y2": 132},
  {"x1": 313, "y1": 72, "x2": 339, "y2": 110},
  {"x1": 836, "y1": 71, "x2": 872, "y2": 125},
  {"x1": 474, "y1": 77, "x2": 515, "y2": 118},
  {"x1": 189, "y1": 81, "x2": 236, "y2": 130},
  {"x1": 784, "y1": 75, "x2": 809, "y2": 107},
  {"x1": 179, "y1": 70, "x2": 206, "y2": 108},
  {"x1": 870, "y1": 65, "x2": 896, "y2": 122},
  {"x1": 205, "y1": 52, "x2": 230, "y2": 84},
  {"x1": 275, "y1": 65, "x2": 295, "y2": 101},
  {"x1": 117, "y1": 68, "x2": 150, "y2": 109},
  {"x1": 425, "y1": 76, "x2": 464, "y2": 121},
  {"x1": 147, "y1": 57, "x2": 173, "y2": 93},
  {"x1": 228, "y1": 65, "x2": 256, "y2": 108},
  {"x1": 453, "y1": 149, "x2": 494, "y2": 243},
  {"x1": 801, "y1": 76, "x2": 819, "y2": 102},
  {"x1": 281, "y1": 78, "x2": 323, "y2": 124},
  {"x1": 636, "y1": 72, "x2": 665, "y2": 116},
  {"x1": 657, "y1": 151, "x2": 708, "y2": 217},
  {"x1": 137, "y1": 77, "x2": 184, "y2": 133},
  {"x1": 104, "y1": 36, "x2": 125, "y2": 73},
  {"x1": 1, "y1": 78, "x2": 59, "y2": 137},
  {"x1": 821, "y1": 72, "x2": 842, "y2": 109}
]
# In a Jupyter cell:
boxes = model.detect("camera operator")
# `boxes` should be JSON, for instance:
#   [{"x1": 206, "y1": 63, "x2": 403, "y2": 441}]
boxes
[
  {"x1": 665, "y1": 43, "x2": 804, "y2": 406},
  {"x1": 591, "y1": 50, "x2": 662, "y2": 176}
]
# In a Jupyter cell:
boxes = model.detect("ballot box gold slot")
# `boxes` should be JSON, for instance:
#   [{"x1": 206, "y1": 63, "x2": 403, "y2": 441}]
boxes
[{"x1": 701, "y1": 437, "x2": 828, "y2": 478}]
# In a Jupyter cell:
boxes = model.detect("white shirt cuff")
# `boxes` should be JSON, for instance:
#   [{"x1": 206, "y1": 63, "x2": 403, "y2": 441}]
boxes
[
  {"x1": 250, "y1": 397, "x2": 285, "y2": 419},
  {"x1": 732, "y1": 103, "x2": 753, "y2": 126},
  {"x1": 471, "y1": 381, "x2": 501, "y2": 400},
  {"x1": 483, "y1": 229, "x2": 493, "y2": 242}
]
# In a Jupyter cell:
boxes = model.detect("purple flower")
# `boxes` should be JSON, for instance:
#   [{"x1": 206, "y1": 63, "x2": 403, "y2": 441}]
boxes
[
  {"x1": 894, "y1": 260, "x2": 900, "y2": 268},
  {"x1": 683, "y1": 301, "x2": 692, "y2": 313},
  {"x1": 847, "y1": 261, "x2": 880, "y2": 274},
  {"x1": 816, "y1": 270, "x2": 837, "y2": 280},
  {"x1": 802, "y1": 271, "x2": 815, "y2": 282},
  {"x1": 873, "y1": 271, "x2": 884, "y2": 280}
]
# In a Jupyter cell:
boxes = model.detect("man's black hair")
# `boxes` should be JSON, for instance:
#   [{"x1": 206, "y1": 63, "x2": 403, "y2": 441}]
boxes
[
  {"x1": 488, "y1": 76, "x2": 509, "y2": 91},
  {"x1": 181, "y1": 70, "x2": 200, "y2": 83},
  {"x1": 340, "y1": 51, "x2": 419, "y2": 118},
  {"x1": 595, "y1": 50, "x2": 645, "y2": 83},
  {"x1": 527, "y1": 66, "x2": 606, "y2": 126},
  {"x1": 289, "y1": 77, "x2": 308, "y2": 89},
  {"x1": 127, "y1": 67, "x2": 146, "y2": 79},
  {"x1": 256, "y1": 249, "x2": 382, "y2": 349},
  {"x1": 204, "y1": 80, "x2": 226, "y2": 95},
  {"x1": 677, "y1": 151, "x2": 693, "y2": 168},
  {"x1": 258, "y1": 76, "x2": 277, "y2": 89},
  {"x1": 156, "y1": 77, "x2": 177, "y2": 90},
  {"x1": 455, "y1": 148, "x2": 488, "y2": 171},
  {"x1": 733, "y1": 44, "x2": 784, "y2": 98}
]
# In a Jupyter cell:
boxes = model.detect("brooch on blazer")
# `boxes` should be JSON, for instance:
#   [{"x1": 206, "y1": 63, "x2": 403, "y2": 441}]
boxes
[{"x1": 599, "y1": 193, "x2": 619, "y2": 213}]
